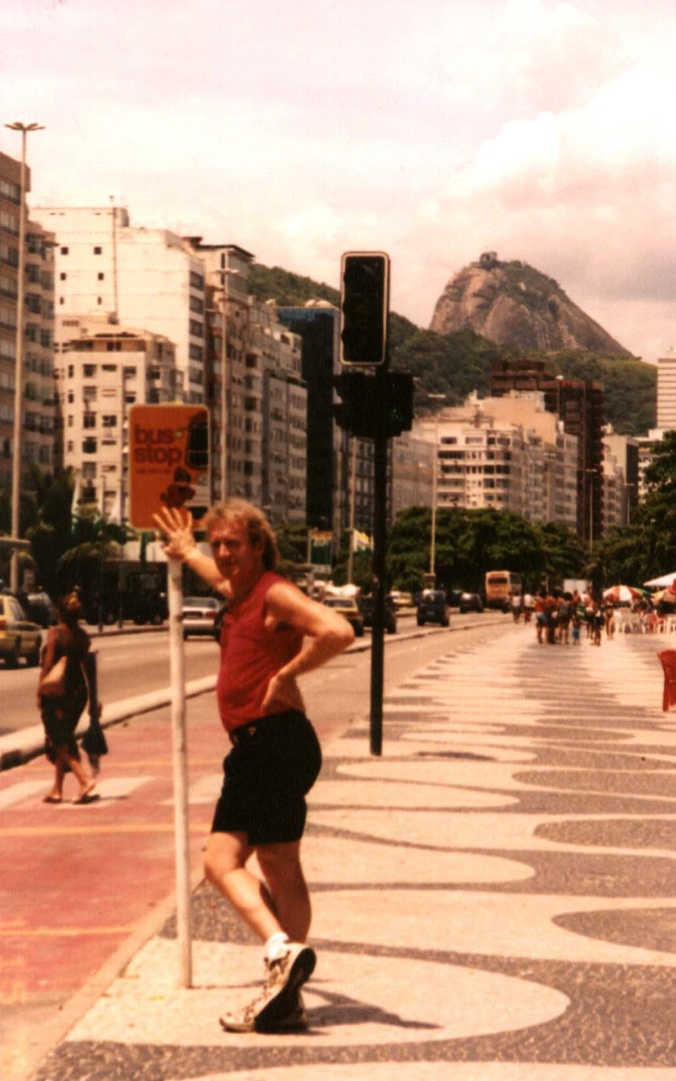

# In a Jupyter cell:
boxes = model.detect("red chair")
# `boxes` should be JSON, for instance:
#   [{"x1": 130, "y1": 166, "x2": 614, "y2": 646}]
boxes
[{"x1": 657, "y1": 650, "x2": 676, "y2": 711}]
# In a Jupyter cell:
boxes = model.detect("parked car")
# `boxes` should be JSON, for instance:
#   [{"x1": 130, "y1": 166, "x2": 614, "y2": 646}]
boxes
[
  {"x1": 459, "y1": 591, "x2": 484, "y2": 613},
  {"x1": 359, "y1": 594, "x2": 398, "y2": 634},
  {"x1": 182, "y1": 596, "x2": 225, "y2": 640},
  {"x1": 416, "y1": 589, "x2": 450, "y2": 627},
  {"x1": 0, "y1": 593, "x2": 42, "y2": 668},
  {"x1": 322, "y1": 596, "x2": 365, "y2": 637},
  {"x1": 389, "y1": 590, "x2": 414, "y2": 609}
]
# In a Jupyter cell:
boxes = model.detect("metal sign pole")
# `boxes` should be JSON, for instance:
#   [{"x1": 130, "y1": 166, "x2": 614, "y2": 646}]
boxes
[
  {"x1": 168, "y1": 555, "x2": 192, "y2": 987},
  {"x1": 370, "y1": 368, "x2": 389, "y2": 756}
]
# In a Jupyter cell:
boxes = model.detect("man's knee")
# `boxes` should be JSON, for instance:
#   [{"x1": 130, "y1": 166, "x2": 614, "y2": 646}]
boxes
[{"x1": 204, "y1": 832, "x2": 249, "y2": 884}]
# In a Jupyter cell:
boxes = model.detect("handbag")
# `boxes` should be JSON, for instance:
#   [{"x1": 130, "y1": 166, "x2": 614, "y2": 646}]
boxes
[
  {"x1": 40, "y1": 655, "x2": 67, "y2": 697},
  {"x1": 81, "y1": 652, "x2": 107, "y2": 768}
]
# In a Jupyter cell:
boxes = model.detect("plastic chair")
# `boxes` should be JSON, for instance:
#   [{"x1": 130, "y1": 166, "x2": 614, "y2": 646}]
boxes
[{"x1": 657, "y1": 650, "x2": 676, "y2": 711}]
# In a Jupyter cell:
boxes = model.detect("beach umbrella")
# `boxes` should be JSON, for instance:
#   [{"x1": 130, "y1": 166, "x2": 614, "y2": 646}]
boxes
[
  {"x1": 643, "y1": 572, "x2": 676, "y2": 589},
  {"x1": 602, "y1": 584, "x2": 643, "y2": 604}
]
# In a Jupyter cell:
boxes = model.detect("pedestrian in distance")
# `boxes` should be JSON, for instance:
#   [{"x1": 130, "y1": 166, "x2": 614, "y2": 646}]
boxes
[
  {"x1": 153, "y1": 499, "x2": 355, "y2": 1034},
  {"x1": 38, "y1": 590, "x2": 100, "y2": 805},
  {"x1": 590, "y1": 599, "x2": 604, "y2": 646},
  {"x1": 534, "y1": 590, "x2": 547, "y2": 644},
  {"x1": 557, "y1": 592, "x2": 573, "y2": 645}
]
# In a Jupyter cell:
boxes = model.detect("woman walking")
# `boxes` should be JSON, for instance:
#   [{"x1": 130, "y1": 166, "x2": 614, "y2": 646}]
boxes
[{"x1": 38, "y1": 591, "x2": 99, "y2": 805}]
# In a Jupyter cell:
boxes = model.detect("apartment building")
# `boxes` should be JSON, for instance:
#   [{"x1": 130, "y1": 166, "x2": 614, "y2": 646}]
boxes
[
  {"x1": 604, "y1": 430, "x2": 640, "y2": 525},
  {"x1": 391, "y1": 430, "x2": 435, "y2": 517},
  {"x1": 188, "y1": 242, "x2": 253, "y2": 503},
  {"x1": 32, "y1": 206, "x2": 206, "y2": 403},
  {"x1": 276, "y1": 302, "x2": 383, "y2": 542},
  {"x1": 261, "y1": 322, "x2": 307, "y2": 523},
  {"x1": 0, "y1": 152, "x2": 55, "y2": 491},
  {"x1": 188, "y1": 241, "x2": 308, "y2": 518},
  {"x1": 56, "y1": 314, "x2": 177, "y2": 517},
  {"x1": 491, "y1": 358, "x2": 604, "y2": 542},
  {"x1": 413, "y1": 393, "x2": 578, "y2": 529}
]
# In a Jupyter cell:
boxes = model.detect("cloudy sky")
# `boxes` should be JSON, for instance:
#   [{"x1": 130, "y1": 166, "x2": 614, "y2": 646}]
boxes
[{"x1": 3, "y1": 0, "x2": 676, "y2": 363}]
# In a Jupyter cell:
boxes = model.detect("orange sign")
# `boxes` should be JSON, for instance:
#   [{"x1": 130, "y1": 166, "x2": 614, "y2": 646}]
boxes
[{"x1": 129, "y1": 404, "x2": 210, "y2": 529}]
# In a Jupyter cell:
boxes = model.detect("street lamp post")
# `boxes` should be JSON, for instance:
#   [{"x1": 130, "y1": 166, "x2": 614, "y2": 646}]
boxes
[
  {"x1": 212, "y1": 268, "x2": 240, "y2": 502},
  {"x1": 585, "y1": 468, "x2": 598, "y2": 551},
  {"x1": 426, "y1": 393, "x2": 446, "y2": 581},
  {"x1": 4, "y1": 122, "x2": 44, "y2": 592}
]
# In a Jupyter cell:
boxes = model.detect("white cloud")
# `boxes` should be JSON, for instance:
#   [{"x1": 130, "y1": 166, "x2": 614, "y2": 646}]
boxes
[{"x1": 3, "y1": 0, "x2": 676, "y2": 364}]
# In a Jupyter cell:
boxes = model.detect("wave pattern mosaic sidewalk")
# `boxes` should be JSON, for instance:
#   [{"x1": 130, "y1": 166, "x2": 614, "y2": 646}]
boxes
[{"x1": 34, "y1": 630, "x2": 676, "y2": 1081}]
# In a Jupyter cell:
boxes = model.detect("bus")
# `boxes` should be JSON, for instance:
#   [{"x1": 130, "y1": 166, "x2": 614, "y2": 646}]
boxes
[{"x1": 485, "y1": 570, "x2": 523, "y2": 612}]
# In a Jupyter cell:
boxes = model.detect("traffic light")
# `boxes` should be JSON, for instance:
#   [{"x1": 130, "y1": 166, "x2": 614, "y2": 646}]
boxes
[
  {"x1": 333, "y1": 371, "x2": 369, "y2": 436},
  {"x1": 381, "y1": 371, "x2": 414, "y2": 437},
  {"x1": 340, "y1": 251, "x2": 390, "y2": 366},
  {"x1": 333, "y1": 370, "x2": 414, "y2": 438}
]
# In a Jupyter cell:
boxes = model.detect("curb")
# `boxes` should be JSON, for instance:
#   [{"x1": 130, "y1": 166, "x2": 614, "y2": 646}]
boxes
[{"x1": 0, "y1": 616, "x2": 501, "y2": 773}]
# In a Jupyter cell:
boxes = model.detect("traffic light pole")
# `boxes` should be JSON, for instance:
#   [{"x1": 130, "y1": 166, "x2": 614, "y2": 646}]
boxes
[{"x1": 369, "y1": 367, "x2": 388, "y2": 756}]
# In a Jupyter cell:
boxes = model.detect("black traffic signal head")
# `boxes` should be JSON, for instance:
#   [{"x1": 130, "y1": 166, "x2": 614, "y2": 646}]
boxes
[
  {"x1": 333, "y1": 369, "x2": 414, "y2": 439},
  {"x1": 382, "y1": 371, "x2": 414, "y2": 437},
  {"x1": 340, "y1": 251, "x2": 390, "y2": 366}
]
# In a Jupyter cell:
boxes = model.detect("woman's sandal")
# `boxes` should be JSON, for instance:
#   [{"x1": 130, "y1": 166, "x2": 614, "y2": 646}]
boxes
[{"x1": 73, "y1": 788, "x2": 100, "y2": 805}]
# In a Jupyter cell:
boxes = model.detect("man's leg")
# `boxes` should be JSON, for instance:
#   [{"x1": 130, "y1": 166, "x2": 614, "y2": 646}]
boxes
[
  {"x1": 208, "y1": 832, "x2": 316, "y2": 1033},
  {"x1": 205, "y1": 831, "x2": 282, "y2": 942},
  {"x1": 255, "y1": 840, "x2": 311, "y2": 943}
]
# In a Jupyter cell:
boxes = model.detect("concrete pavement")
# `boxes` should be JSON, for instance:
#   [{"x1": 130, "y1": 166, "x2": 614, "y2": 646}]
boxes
[{"x1": 6, "y1": 623, "x2": 676, "y2": 1080}]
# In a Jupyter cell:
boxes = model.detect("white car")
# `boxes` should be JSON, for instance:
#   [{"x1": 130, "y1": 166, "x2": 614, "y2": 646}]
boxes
[
  {"x1": 389, "y1": 590, "x2": 414, "y2": 609},
  {"x1": 0, "y1": 594, "x2": 42, "y2": 668},
  {"x1": 181, "y1": 596, "x2": 224, "y2": 640}
]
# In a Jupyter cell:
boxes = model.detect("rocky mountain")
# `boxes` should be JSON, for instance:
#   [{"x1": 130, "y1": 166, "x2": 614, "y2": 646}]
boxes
[{"x1": 429, "y1": 253, "x2": 633, "y2": 357}]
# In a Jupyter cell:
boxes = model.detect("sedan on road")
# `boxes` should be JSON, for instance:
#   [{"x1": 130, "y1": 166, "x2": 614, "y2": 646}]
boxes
[
  {"x1": 322, "y1": 596, "x2": 365, "y2": 637},
  {"x1": 359, "y1": 594, "x2": 398, "y2": 634},
  {"x1": 0, "y1": 594, "x2": 42, "y2": 668},
  {"x1": 416, "y1": 589, "x2": 450, "y2": 627},
  {"x1": 182, "y1": 596, "x2": 224, "y2": 640},
  {"x1": 459, "y1": 592, "x2": 484, "y2": 613}
]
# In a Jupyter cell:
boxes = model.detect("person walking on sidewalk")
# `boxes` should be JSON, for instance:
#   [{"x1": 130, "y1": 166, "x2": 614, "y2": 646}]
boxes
[
  {"x1": 154, "y1": 499, "x2": 355, "y2": 1034},
  {"x1": 38, "y1": 590, "x2": 100, "y2": 805}
]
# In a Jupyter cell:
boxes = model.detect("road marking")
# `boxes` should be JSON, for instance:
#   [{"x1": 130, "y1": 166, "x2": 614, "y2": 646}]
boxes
[
  {"x1": 0, "y1": 781, "x2": 48, "y2": 808},
  {"x1": 0, "y1": 925, "x2": 135, "y2": 938}
]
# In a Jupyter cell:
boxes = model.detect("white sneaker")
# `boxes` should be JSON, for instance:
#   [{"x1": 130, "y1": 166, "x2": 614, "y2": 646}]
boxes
[{"x1": 220, "y1": 945, "x2": 315, "y2": 1034}]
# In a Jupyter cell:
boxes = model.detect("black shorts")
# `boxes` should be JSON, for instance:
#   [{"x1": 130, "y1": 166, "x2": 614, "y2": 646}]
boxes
[{"x1": 211, "y1": 710, "x2": 322, "y2": 846}]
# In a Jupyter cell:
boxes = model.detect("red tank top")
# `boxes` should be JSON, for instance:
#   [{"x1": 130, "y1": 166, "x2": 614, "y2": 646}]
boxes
[{"x1": 216, "y1": 571, "x2": 304, "y2": 732}]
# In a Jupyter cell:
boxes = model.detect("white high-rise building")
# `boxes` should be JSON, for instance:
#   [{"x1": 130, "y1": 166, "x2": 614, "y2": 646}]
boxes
[
  {"x1": 0, "y1": 152, "x2": 56, "y2": 491},
  {"x1": 657, "y1": 351, "x2": 676, "y2": 432},
  {"x1": 412, "y1": 393, "x2": 578, "y2": 530},
  {"x1": 32, "y1": 206, "x2": 206, "y2": 403},
  {"x1": 55, "y1": 313, "x2": 177, "y2": 518}
]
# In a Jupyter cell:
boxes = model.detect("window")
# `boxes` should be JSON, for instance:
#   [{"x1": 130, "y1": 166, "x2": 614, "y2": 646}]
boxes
[
  {"x1": 82, "y1": 437, "x2": 97, "y2": 454},
  {"x1": 102, "y1": 415, "x2": 117, "y2": 427},
  {"x1": 97, "y1": 272, "x2": 105, "y2": 280},
  {"x1": 93, "y1": 246, "x2": 102, "y2": 255},
  {"x1": 60, "y1": 272, "x2": 67, "y2": 280},
  {"x1": 60, "y1": 246, "x2": 69, "y2": 255},
  {"x1": 83, "y1": 413, "x2": 96, "y2": 429},
  {"x1": 83, "y1": 364, "x2": 96, "y2": 377}
]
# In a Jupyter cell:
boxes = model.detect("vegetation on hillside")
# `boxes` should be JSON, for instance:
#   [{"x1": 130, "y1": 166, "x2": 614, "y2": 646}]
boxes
[{"x1": 249, "y1": 263, "x2": 656, "y2": 436}]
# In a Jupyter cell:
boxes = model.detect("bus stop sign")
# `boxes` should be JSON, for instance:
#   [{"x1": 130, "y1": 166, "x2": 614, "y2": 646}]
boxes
[{"x1": 129, "y1": 404, "x2": 210, "y2": 529}]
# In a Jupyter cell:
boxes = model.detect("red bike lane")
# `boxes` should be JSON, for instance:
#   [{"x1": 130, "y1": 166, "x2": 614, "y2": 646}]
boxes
[{"x1": 0, "y1": 693, "x2": 224, "y2": 1043}]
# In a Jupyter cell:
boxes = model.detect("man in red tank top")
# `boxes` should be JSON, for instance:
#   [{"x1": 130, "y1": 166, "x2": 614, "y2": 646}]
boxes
[{"x1": 155, "y1": 500, "x2": 354, "y2": 1033}]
